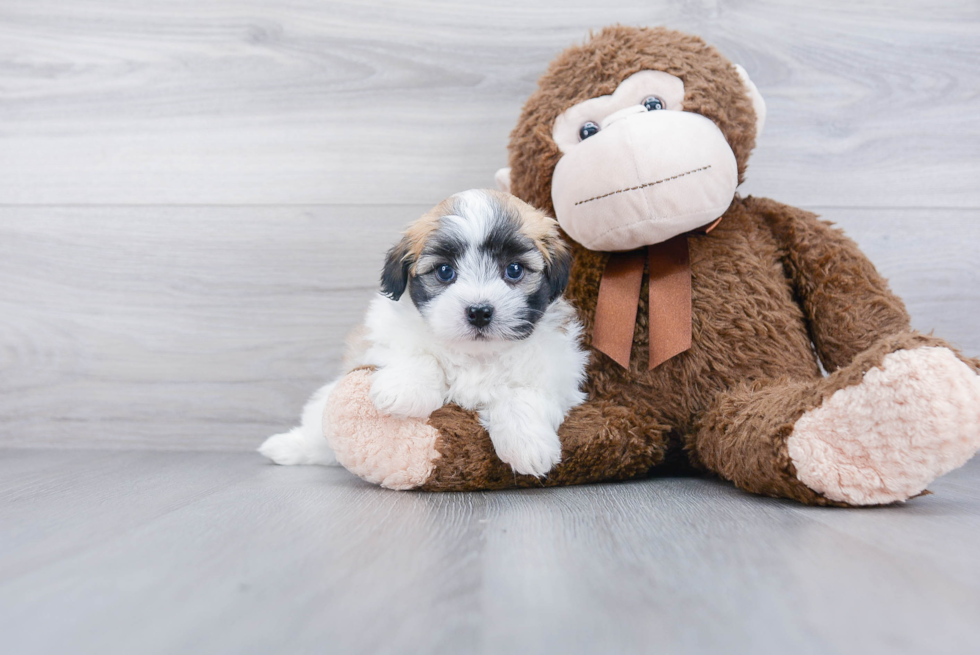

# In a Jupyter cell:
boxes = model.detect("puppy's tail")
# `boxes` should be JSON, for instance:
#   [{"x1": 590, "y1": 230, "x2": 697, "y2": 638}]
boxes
[{"x1": 258, "y1": 381, "x2": 340, "y2": 466}]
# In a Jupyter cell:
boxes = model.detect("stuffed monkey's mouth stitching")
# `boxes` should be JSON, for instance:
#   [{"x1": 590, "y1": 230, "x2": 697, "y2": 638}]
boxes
[{"x1": 573, "y1": 165, "x2": 712, "y2": 206}]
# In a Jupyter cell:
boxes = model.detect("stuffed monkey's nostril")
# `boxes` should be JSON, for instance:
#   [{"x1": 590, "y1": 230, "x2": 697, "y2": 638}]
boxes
[{"x1": 466, "y1": 304, "x2": 494, "y2": 328}]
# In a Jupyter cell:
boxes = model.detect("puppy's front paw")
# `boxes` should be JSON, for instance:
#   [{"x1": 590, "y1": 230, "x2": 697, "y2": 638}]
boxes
[
  {"x1": 490, "y1": 422, "x2": 562, "y2": 478},
  {"x1": 369, "y1": 367, "x2": 445, "y2": 418}
]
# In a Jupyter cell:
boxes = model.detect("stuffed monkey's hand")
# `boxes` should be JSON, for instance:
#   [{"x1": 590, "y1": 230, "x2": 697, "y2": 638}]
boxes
[
  {"x1": 326, "y1": 369, "x2": 444, "y2": 490},
  {"x1": 326, "y1": 368, "x2": 524, "y2": 490}
]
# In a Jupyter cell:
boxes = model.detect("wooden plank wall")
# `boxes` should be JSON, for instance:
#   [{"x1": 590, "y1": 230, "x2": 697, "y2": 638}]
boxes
[{"x1": 1, "y1": 1, "x2": 978, "y2": 450}]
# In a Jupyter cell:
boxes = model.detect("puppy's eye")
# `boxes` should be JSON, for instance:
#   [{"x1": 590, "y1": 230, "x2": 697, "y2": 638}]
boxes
[
  {"x1": 642, "y1": 96, "x2": 665, "y2": 111},
  {"x1": 578, "y1": 121, "x2": 600, "y2": 140},
  {"x1": 504, "y1": 262, "x2": 524, "y2": 281},
  {"x1": 435, "y1": 264, "x2": 455, "y2": 283}
]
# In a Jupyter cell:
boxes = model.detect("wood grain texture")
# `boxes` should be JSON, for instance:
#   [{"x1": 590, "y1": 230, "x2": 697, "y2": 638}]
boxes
[
  {"x1": 0, "y1": 0, "x2": 978, "y2": 207},
  {"x1": 3, "y1": 5, "x2": 979, "y2": 652},
  {"x1": 1, "y1": 206, "x2": 977, "y2": 451},
  {"x1": 0, "y1": 205, "x2": 422, "y2": 449},
  {"x1": 1, "y1": 2, "x2": 979, "y2": 451},
  {"x1": 1, "y1": 449, "x2": 979, "y2": 655}
]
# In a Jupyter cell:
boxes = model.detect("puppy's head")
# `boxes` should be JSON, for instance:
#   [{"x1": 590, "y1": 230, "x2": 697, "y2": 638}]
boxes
[{"x1": 381, "y1": 189, "x2": 571, "y2": 343}]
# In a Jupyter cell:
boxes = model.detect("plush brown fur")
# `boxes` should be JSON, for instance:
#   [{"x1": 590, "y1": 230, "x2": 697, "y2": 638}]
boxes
[{"x1": 409, "y1": 26, "x2": 977, "y2": 504}]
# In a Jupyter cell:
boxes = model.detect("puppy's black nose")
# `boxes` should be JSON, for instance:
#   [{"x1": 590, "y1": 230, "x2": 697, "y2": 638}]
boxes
[{"x1": 466, "y1": 304, "x2": 494, "y2": 328}]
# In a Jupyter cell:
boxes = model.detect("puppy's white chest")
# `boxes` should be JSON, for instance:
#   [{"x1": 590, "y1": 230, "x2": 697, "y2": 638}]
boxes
[{"x1": 442, "y1": 357, "x2": 509, "y2": 410}]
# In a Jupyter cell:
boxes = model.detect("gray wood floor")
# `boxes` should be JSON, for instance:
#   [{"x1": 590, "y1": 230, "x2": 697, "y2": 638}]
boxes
[
  {"x1": 3, "y1": 2, "x2": 980, "y2": 653},
  {"x1": 2, "y1": 450, "x2": 980, "y2": 655}
]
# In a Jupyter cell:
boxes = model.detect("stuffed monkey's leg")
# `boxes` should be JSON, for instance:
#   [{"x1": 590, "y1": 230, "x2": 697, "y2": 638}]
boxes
[{"x1": 694, "y1": 333, "x2": 980, "y2": 506}]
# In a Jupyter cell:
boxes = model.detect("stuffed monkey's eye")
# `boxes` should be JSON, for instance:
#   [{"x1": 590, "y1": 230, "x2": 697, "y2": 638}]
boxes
[
  {"x1": 504, "y1": 262, "x2": 524, "y2": 281},
  {"x1": 578, "y1": 121, "x2": 600, "y2": 140},
  {"x1": 642, "y1": 96, "x2": 665, "y2": 111},
  {"x1": 435, "y1": 264, "x2": 456, "y2": 283}
]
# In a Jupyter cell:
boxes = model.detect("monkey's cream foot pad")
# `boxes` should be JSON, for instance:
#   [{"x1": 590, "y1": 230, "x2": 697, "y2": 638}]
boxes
[
  {"x1": 788, "y1": 347, "x2": 980, "y2": 505},
  {"x1": 325, "y1": 369, "x2": 440, "y2": 490}
]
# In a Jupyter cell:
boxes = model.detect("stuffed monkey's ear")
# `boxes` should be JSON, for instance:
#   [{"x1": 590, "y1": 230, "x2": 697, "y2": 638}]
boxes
[
  {"x1": 495, "y1": 167, "x2": 512, "y2": 194},
  {"x1": 380, "y1": 238, "x2": 414, "y2": 301},
  {"x1": 734, "y1": 64, "x2": 766, "y2": 139},
  {"x1": 544, "y1": 239, "x2": 572, "y2": 303}
]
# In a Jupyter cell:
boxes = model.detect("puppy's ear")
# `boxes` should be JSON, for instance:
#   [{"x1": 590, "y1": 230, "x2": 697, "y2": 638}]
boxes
[
  {"x1": 380, "y1": 238, "x2": 414, "y2": 301},
  {"x1": 544, "y1": 239, "x2": 572, "y2": 303}
]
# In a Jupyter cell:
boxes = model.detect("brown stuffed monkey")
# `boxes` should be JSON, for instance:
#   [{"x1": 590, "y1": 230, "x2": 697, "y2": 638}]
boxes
[{"x1": 323, "y1": 26, "x2": 980, "y2": 506}]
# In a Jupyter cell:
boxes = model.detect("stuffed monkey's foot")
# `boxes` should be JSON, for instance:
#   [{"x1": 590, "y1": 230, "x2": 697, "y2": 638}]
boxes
[
  {"x1": 788, "y1": 347, "x2": 980, "y2": 505},
  {"x1": 326, "y1": 369, "x2": 440, "y2": 490}
]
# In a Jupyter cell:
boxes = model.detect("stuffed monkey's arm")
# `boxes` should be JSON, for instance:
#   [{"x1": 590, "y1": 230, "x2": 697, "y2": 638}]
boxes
[
  {"x1": 422, "y1": 397, "x2": 667, "y2": 491},
  {"x1": 751, "y1": 197, "x2": 911, "y2": 372},
  {"x1": 325, "y1": 367, "x2": 669, "y2": 491}
]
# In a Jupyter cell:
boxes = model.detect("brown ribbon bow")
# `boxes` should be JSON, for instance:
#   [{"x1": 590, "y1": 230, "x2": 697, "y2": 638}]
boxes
[{"x1": 591, "y1": 221, "x2": 719, "y2": 370}]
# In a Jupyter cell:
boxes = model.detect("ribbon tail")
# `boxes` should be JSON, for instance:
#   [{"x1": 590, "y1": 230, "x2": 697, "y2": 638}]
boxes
[
  {"x1": 592, "y1": 250, "x2": 645, "y2": 368},
  {"x1": 648, "y1": 236, "x2": 693, "y2": 369}
]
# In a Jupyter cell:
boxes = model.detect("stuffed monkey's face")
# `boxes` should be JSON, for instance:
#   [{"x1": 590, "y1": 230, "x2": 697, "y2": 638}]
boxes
[{"x1": 550, "y1": 70, "x2": 753, "y2": 252}]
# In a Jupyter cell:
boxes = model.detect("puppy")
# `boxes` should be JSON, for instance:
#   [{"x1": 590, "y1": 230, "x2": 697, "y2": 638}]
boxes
[{"x1": 259, "y1": 189, "x2": 588, "y2": 477}]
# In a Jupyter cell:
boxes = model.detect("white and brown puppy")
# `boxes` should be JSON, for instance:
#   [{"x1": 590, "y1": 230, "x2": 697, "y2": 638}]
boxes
[{"x1": 259, "y1": 189, "x2": 588, "y2": 477}]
